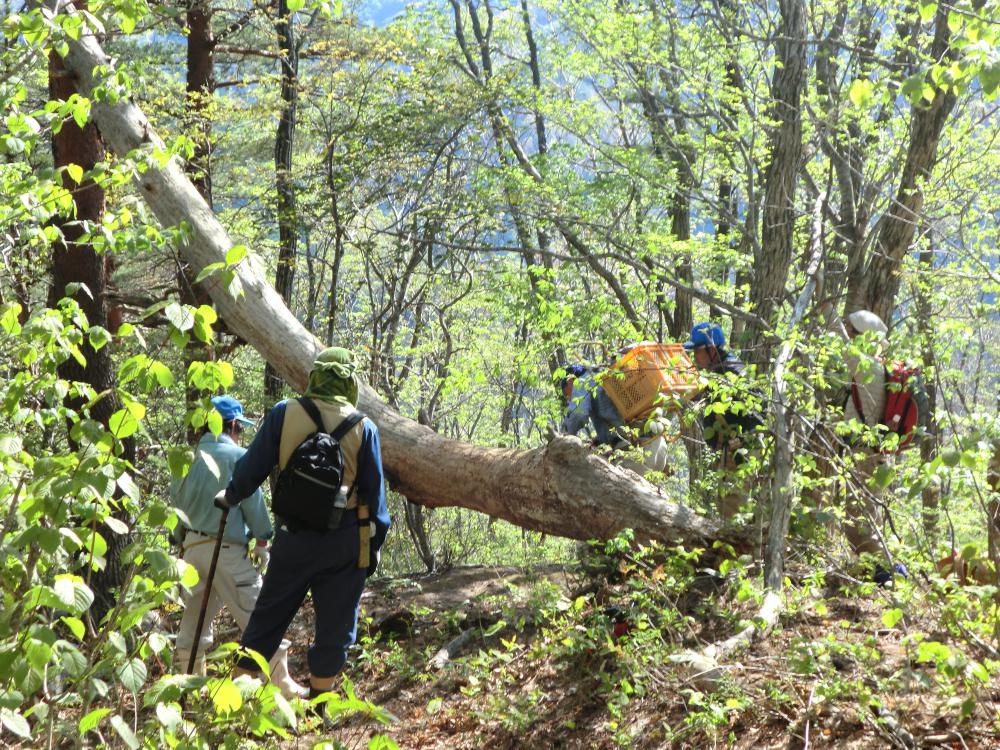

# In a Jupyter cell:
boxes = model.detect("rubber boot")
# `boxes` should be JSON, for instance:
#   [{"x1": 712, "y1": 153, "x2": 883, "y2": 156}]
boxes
[
  {"x1": 174, "y1": 648, "x2": 206, "y2": 676},
  {"x1": 269, "y1": 639, "x2": 308, "y2": 699}
]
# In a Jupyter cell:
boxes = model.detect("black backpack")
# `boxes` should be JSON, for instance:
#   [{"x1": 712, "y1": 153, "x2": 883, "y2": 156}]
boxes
[{"x1": 271, "y1": 398, "x2": 365, "y2": 531}]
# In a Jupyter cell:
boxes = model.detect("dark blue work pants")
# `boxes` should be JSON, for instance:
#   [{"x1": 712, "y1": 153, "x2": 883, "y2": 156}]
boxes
[{"x1": 237, "y1": 520, "x2": 366, "y2": 678}]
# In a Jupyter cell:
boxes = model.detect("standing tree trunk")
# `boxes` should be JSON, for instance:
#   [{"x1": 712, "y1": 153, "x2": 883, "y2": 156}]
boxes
[
  {"x1": 48, "y1": 34, "x2": 133, "y2": 626},
  {"x1": 180, "y1": 0, "x2": 218, "y2": 438},
  {"x1": 266, "y1": 0, "x2": 299, "y2": 397},
  {"x1": 747, "y1": 0, "x2": 807, "y2": 367},
  {"x1": 848, "y1": 4, "x2": 959, "y2": 319}
]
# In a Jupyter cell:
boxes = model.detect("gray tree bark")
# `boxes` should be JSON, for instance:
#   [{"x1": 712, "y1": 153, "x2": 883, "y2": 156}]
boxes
[{"x1": 747, "y1": 0, "x2": 807, "y2": 366}]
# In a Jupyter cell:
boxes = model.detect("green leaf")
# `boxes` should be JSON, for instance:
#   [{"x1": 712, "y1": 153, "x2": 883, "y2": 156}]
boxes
[
  {"x1": 368, "y1": 736, "x2": 400, "y2": 750},
  {"x1": 25, "y1": 639, "x2": 52, "y2": 672},
  {"x1": 149, "y1": 361, "x2": 174, "y2": 387},
  {"x1": 117, "y1": 473, "x2": 141, "y2": 501},
  {"x1": 881, "y1": 608, "x2": 903, "y2": 628},
  {"x1": 0, "y1": 303, "x2": 22, "y2": 334},
  {"x1": 179, "y1": 559, "x2": 200, "y2": 588},
  {"x1": 155, "y1": 702, "x2": 182, "y2": 731},
  {"x1": 70, "y1": 98, "x2": 89, "y2": 129},
  {"x1": 116, "y1": 658, "x2": 147, "y2": 693},
  {"x1": 848, "y1": 78, "x2": 873, "y2": 107},
  {"x1": 918, "y1": 1, "x2": 936, "y2": 22},
  {"x1": 148, "y1": 632, "x2": 169, "y2": 655},
  {"x1": 225, "y1": 244, "x2": 248, "y2": 266},
  {"x1": 108, "y1": 631, "x2": 128, "y2": 656},
  {"x1": 53, "y1": 576, "x2": 95, "y2": 614},
  {"x1": 109, "y1": 714, "x2": 139, "y2": 750},
  {"x1": 0, "y1": 434, "x2": 23, "y2": 455},
  {"x1": 1, "y1": 708, "x2": 32, "y2": 739},
  {"x1": 980, "y1": 61, "x2": 1000, "y2": 96},
  {"x1": 88, "y1": 326, "x2": 112, "y2": 351},
  {"x1": 108, "y1": 408, "x2": 140, "y2": 439},
  {"x1": 194, "y1": 262, "x2": 225, "y2": 283},
  {"x1": 66, "y1": 163, "x2": 84, "y2": 184},
  {"x1": 104, "y1": 516, "x2": 130, "y2": 535},
  {"x1": 901, "y1": 73, "x2": 926, "y2": 105},
  {"x1": 61, "y1": 616, "x2": 86, "y2": 640},
  {"x1": 947, "y1": 10, "x2": 962, "y2": 33},
  {"x1": 211, "y1": 678, "x2": 243, "y2": 713},
  {"x1": 287, "y1": 0, "x2": 305, "y2": 10},
  {"x1": 78, "y1": 707, "x2": 111, "y2": 734},
  {"x1": 873, "y1": 463, "x2": 895, "y2": 489},
  {"x1": 164, "y1": 302, "x2": 194, "y2": 332}
]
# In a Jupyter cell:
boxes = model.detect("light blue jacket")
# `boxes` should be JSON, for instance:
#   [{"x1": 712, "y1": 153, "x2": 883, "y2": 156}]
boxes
[{"x1": 170, "y1": 433, "x2": 273, "y2": 544}]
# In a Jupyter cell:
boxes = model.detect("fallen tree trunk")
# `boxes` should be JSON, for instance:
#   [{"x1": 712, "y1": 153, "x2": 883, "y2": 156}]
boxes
[{"x1": 48, "y1": 2, "x2": 744, "y2": 550}]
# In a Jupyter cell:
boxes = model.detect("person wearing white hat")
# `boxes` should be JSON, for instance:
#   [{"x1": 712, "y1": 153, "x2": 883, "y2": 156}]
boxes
[{"x1": 839, "y1": 311, "x2": 907, "y2": 584}]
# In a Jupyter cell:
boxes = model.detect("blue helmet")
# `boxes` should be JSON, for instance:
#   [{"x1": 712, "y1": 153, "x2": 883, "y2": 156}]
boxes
[{"x1": 683, "y1": 322, "x2": 726, "y2": 350}]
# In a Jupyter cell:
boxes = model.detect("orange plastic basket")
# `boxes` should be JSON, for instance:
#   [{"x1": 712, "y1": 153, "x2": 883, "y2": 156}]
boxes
[{"x1": 601, "y1": 343, "x2": 699, "y2": 423}]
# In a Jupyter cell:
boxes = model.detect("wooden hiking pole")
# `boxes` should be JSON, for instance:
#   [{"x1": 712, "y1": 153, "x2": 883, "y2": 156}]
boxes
[{"x1": 187, "y1": 507, "x2": 229, "y2": 674}]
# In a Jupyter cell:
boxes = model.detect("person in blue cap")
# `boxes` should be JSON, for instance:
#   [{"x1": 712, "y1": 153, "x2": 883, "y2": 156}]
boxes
[
  {"x1": 216, "y1": 346, "x2": 390, "y2": 705},
  {"x1": 169, "y1": 395, "x2": 306, "y2": 697},
  {"x1": 684, "y1": 322, "x2": 763, "y2": 521}
]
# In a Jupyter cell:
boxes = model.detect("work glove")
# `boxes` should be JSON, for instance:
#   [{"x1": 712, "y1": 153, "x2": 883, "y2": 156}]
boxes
[
  {"x1": 250, "y1": 543, "x2": 269, "y2": 571},
  {"x1": 214, "y1": 489, "x2": 238, "y2": 511}
]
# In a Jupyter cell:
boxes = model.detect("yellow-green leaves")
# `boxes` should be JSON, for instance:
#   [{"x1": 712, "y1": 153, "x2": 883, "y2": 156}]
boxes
[
  {"x1": 848, "y1": 78, "x2": 874, "y2": 108},
  {"x1": 108, "y1": 400, "x2": 145, "y2": 440}
]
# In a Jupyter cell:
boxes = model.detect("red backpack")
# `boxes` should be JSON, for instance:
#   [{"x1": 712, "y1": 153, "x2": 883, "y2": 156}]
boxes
[
  {"x1": 851, "y1": 361, "x2": 925, "y2": 452},
  {"x1": 881, "y1": 362, "x2": 924, "y2": 451}
]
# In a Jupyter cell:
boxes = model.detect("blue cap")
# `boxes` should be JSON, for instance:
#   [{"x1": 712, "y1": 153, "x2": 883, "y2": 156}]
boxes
[
  {"x1": 211, "y1": 395, "x2": 255, "y2": 426},
  {"x1": 683, "y1": 322, "x2": 726, "y2": 351}
]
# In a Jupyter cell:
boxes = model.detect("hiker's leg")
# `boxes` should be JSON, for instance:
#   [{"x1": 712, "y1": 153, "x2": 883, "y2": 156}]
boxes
[
  {"x1": 175, "y1": 543, "x2": 224, "y2": 673},
  {"x1": 269, "y1": 639, "x2": 309, "y2": 699},
  {"x1": 236, "y1": 528, "x2": 311, "y2": 673},
  {"x1": 211, "y1": 545, "x2": 262, "y2": 632},
  {"x1": 843, "y1": 452, "x2": 883, "y2": 558},
  {"x1": 307, "y1": 525, "x2": 366, "y2": 687},
  {"x1": 716, "y1": 445, "x2": 743, "y2": 523}
]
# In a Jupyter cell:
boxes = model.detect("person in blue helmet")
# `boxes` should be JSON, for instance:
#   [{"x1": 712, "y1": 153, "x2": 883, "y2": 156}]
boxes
[{"x1": 684, "y1": 322, "x2": 764, "y2": 521}]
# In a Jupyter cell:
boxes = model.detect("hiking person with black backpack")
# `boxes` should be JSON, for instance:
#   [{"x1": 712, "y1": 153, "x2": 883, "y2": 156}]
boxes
[
  {"x1": 214, "y1": 347, "x2": 390, "y2": 703},
  {"x1": 169, "y1": 395, "x2": 307, "y2": 698}
]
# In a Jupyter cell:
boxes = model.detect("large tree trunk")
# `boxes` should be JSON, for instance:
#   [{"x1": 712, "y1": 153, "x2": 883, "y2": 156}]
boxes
[
  {"x1": 847, "y1": 4, "x2": 959, "y2": 319},
  {"x1": 746, "y1": 0, "x2": 807, "y2": 366},
  {"x1": 48, "y1": 32, "x2": 133, "y2": 626},
  {"x1": 181, "y1": 0, "x2": 218, "y2": 441},
  {"x1": 265, "y1": 0, "x2": 299, "y2": 398},
  {"x1": 49, "y1": 3, "x2": 745, "y2": 550}
]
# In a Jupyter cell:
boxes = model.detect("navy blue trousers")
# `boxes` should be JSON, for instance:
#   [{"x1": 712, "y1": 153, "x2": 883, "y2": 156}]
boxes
[{"x1": 237, "y1": 520, "x2": 367, "y2": 678}]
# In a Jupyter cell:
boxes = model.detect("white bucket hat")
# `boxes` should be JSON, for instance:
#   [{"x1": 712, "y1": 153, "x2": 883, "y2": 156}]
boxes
[{"x1": 846, "y1": 309, "x2": 887, "y2": 337}]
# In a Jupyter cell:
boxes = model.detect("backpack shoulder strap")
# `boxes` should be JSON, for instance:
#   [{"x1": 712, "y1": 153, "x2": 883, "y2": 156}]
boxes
[
  {"x1": 296, "y1": 397, "x2": 326, "y2": 433},
  {"x1": 331, "y1": 410, "x2": 365, "y2": 442},
  {"x1": 850, "y1": 380, "x2": 866, "y2": 423}
]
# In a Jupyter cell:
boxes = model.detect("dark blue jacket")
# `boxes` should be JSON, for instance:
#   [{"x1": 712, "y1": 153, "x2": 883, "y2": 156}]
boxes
[{"x1": 225, "y1": 400, "x2": 391, "y2": 553}]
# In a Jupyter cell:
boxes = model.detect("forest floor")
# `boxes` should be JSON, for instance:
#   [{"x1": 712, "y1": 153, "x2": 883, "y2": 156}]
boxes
[{"x1": 206, "y1": 559, "x2": 1000, "y2": 750}]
